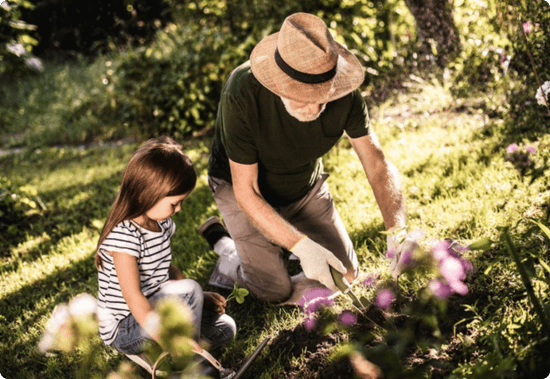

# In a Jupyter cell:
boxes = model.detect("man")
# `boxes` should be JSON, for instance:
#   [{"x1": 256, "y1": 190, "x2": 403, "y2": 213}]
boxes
[{"x1": 199, "y1": 12, "x2": 411, "y2": 303}]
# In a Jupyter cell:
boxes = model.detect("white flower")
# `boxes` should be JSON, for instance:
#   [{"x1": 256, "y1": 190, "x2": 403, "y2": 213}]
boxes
[
  {"x1": 6, "y1": 42, "x2": 26, "y2": 57},
  {"x1": 0, "y1": 1, "x2": 10, "y2": 10},
  {"x1": 25, "y1": 57, "x2": 44, "y2": 72},
  {"x1": 536, "y1": 81, "x2": 550, "y2": 106},
  {"x1": 39, "y1": 304, "x2": 70, "y2": 353},
  {"x1": 68, "y1": 293, "x2": 97, "y2": 317},
  {"x1": 145, "y1": 311, "x2": 161, "y2": 337}
]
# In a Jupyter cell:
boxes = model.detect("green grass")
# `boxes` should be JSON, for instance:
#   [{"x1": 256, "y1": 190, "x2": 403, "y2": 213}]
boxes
[{"x1": 1, "y1": 73, "x2": 550, "y2": 378}]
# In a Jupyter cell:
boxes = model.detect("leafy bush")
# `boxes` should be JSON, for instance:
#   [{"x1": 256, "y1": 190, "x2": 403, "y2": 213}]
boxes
[
  {"x1": 0, "y1": 0, "x2": 41, "y2": 77},
  {"x1": 447, "y1": 1, "x2": 550, "y2": 130},
  {"x1": 87, "y1": 0, "x2": 416, "y2": 137},
  {"x1": 21, "y1": 0, "x2": 170, "y2": 56}
]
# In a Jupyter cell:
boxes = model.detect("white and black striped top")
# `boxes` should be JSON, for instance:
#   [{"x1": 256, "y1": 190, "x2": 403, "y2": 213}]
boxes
[{"x1": 97, "y1": 218, "x2": 175, "y2": 345}]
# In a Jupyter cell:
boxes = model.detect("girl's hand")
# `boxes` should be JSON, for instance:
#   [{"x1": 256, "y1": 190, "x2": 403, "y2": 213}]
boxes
[{"x1": 204, "y1": 292, "x2": 227, "y2": 315}]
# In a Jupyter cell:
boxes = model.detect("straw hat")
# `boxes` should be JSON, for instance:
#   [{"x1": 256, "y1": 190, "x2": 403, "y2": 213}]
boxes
[{"x1": 250, "y1": 13, "x2": 364, "y2": 104}]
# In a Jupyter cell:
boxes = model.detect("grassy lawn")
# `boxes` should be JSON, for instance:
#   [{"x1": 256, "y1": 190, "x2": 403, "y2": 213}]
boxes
[{"x1": 1, "y1": 76, "x2": 550, "y2": 378}]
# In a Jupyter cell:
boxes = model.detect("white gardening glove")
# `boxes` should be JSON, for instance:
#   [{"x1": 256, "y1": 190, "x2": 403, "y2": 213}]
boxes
[
  {"x1": 290, "y1": 236, "x2": 347, "y2": 292},
  {"x1": 387, "y1": 229, "x2": 419, "y2": 279}
]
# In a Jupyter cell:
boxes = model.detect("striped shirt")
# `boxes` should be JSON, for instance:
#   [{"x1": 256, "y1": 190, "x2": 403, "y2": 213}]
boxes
[{"x1": 97, "y1": 218, "x2": 175, "y2": 345}]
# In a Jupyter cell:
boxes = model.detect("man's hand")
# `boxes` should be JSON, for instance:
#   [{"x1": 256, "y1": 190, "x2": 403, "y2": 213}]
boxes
[
  {"x1": 204, "y1": 292, "x2": 227, "y2": 315},
  {"x1": 291, "y1": 236, "x2": 346, "y2": 292},
  {"x1": 387, "y1": 229, "x2": 419, "y2": 278}
]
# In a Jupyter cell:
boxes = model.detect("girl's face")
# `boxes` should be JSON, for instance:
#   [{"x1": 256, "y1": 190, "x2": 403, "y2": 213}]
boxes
[{"x1": 145, "y1": 192, "x2": 190, "y2": 222}]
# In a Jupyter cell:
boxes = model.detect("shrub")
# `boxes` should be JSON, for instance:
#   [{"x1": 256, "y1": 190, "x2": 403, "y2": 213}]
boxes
[
  {"x1": 0, "y1": 0, "x2": 41, "y2": 77},
  {"x1": 90, "y1": 0, "x2": 416, "y2": 137}
]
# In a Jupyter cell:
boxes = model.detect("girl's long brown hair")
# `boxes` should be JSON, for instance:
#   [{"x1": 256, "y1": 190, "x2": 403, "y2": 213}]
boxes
[{"x1": 96, "y1": 137, "x2": 197, "y2": 269}]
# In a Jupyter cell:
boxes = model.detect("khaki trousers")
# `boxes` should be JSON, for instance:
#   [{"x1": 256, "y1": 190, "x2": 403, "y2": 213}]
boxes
[{"x1": 209, "y1": 174, "x2": 358, "y2": 303}]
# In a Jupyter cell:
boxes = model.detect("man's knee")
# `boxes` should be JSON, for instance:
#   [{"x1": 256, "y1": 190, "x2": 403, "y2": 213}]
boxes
[{"x1": 238, "y1": 268, "x2": 292, "y2": 303}]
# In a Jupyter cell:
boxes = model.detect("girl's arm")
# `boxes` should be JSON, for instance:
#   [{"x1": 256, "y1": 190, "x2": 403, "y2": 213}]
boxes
[
  {"x1": 111, "y1": 251, "x2": 160, "y2": 343},
  {"x1": 169, "y1": 264, "x2": 186, "y2": 280}
]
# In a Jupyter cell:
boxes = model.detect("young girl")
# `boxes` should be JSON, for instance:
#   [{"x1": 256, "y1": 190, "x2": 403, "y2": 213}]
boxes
[{"x1": 96, "y1": 137, "x2": 236, "y2": 373}]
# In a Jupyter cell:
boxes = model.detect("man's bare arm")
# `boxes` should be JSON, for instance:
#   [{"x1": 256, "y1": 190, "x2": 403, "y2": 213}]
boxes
[
  {"x1": 348, "y1": 132, "x2": 406, "y2": 231},
  {"x1": 229, "y1": 159, "x2": 304, "y2": 250}
]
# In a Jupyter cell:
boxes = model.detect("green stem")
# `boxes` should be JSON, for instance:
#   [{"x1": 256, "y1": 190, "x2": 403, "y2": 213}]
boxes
[{"x1": 502, "y1": 228, "x2": 550, "y2": 336}]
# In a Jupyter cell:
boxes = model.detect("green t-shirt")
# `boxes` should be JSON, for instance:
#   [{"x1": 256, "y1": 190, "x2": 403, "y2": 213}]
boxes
[{"x1": 208, "y1": 61, "x2": 370, "y2": 206}]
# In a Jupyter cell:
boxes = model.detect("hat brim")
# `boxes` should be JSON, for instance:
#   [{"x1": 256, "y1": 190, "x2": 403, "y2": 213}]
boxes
[{"x1": 250, "y1": 32, "x2": 365, "y2": 104}]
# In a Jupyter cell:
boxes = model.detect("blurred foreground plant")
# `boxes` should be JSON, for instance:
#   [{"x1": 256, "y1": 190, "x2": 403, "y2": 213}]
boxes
[
  {"x1": 38, "y1": 293, "x2": 106, "y2": 379},
  {"x1": 38, "y1": 293, "x2": 207, "y2": 378},
  {"x1": 298, "y1": 229, "x2": 481, "y2": 378}
]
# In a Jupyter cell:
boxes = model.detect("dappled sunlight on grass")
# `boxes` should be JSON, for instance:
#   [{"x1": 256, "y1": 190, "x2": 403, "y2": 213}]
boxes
[{"x1": 0, "y1": 229, "x2": 97, "y2": 298}]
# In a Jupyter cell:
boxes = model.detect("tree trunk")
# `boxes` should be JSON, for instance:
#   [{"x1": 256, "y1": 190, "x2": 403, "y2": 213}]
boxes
[{"x1": 403, "y1": 0, "x2": 461, "y2": 67}]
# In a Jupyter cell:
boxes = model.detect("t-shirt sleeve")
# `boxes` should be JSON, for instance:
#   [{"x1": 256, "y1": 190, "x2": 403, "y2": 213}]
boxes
[
  {"x1": 100, "y1": 223, "x2": 141, "y2": 259},
  {"x1": 167, "y1": 218, "x2": 176, "y2": 237},
  {"x1": 220, "y1": 93, "x2": 258, "y2": 165},
  {"x1": 344, "y1": 89, "x2": 370, "y2": 139}
]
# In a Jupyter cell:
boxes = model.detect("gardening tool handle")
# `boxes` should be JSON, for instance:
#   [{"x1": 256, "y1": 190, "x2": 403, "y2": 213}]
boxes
[
  {"x1": 330, "y1": 265, "x2": 351, "y2": 293},
  {"x1": 151, "y1": 338, "x2": 223, "y2": 379},
  {"x1": 233, "y1": 336, "x2": 271, "y2": 379},
  {"x1": 152, "y1": 352, "x2": 169, "y2": 379}
]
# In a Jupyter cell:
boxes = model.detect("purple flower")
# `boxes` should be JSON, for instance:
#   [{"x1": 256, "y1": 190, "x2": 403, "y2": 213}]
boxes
[
  {"x1": 339, "y1": 312, "x2": 357, "y2": 326},
  {"x1": 376, "y1": 289, "x2": 394, "y2": 309},
  {"x1": 523, "y1": 21, "x2": 533, "y2": 34},
  {"x1": 400, "y1": 250, "x2": 413, "y2": 265},
  {"x1": 429, "y1": 279, "x2": 451, "y2": 298},
  {"x1": 362, "y1": 275, "x2": 376, "y2": 287},
  {"x1": 449, "y1": 280, "x2": 468, "y2": 295},
  {"x1": 305, "y1": 297, "x2": 334, "y2": 315},
  {"x1": 507, "y1": 143, "x2": 519, "y2": 154},
  {"x1": 299, "y1": 287, "x2": 333, "y2": 308},
  {"x1": 440, "y1": 256, "x2": 466, "y2": 284},
  {"x1": 526, "y1": 146, "x2": 536, "y2": 154},
  {"x1": 304, "y1": 317, "x2": 316, "y2": 330},
  {"x1": 386, "y1": 249, "x2": 396, "y2": 260},
  {"x1": 432, "y1": 240, "x2": 451, "y2": 261}
]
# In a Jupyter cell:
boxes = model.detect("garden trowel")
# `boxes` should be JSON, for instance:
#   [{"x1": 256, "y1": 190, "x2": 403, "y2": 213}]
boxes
[{"x1": 330, "y1": 266, "x2": 369, "y2": 313}]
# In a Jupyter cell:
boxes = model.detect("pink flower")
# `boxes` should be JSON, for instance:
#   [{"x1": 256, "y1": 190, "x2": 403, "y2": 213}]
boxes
[
  {"x1": 386, "y1": 249, "x2": 396, "y2": 260},
  {"x1": 376, "y1": 289, "x2": 394, "y2": 308},
  {"x1": 432, "y1": 240, "x2": 451, "y2": 261},
  {"x1": 523, "y1": 21, "x2": 533, "y2": 34},
  {"x1": 507, "y1": 143, "x2": 519, "y2": 154},
  {"x1": 449, "y1": 280, "x2": 468, "y2": 295},
  {"x1": 400, "y1": 250, "x2": 413, "y2": 265},
  {"x1": 304, "y1": 317, "x2": 316, "y2": 330},
  {"x1": 339, "y1": 312, "x2": 357, "y2": 325},
  {"x1": 428, "y1": 279, "x2": 451, "y2": 298},
  {"x1": 526, "y1": 146, "x2": 536, "y2": 154},
  {"x1": 305, "y1": 297, "x2": 334, "y2": 315},
  {"x1": 299, "y1": 287, "x2": 333, "y2": 308},
  {"x1": 362, "y1": 275, "x2": 376, "y2": 287},
  {"x1": 440, "y1": 256, "x2": 466, "y2": 284}
]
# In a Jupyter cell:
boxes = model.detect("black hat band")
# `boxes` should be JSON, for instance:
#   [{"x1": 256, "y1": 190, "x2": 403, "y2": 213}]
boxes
[{"x1": 275, "y1": 48, "x2": 337, "y2": 84}]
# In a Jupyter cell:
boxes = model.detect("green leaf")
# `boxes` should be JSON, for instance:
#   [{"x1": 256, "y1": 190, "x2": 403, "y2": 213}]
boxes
[
  {"x1": 468, "y1": 237, "x2": 493, "y2": 251},
  {"x1": 529, "y1": 219, "x2": 550, "y2": 242},
  {"x1": 360, "y1": 296, "x2": 370, "y2": 308},
  {"x1": 235, "y1": 288, "x2": 249, "y2": 304},
  {"x1": 538, "y1": 259, "x2": 550, "y2": 276}
]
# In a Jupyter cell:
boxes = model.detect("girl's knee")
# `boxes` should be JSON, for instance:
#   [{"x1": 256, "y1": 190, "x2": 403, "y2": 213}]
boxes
[
  {"x1": 220, "y1": 314, "x2": 237, "y2": 340},
  {"x1": 203, "y1": 314, "x2": 237, "y2": 347},
  {"x1": 163, "y1": 278, "x2": 203, "y2": 297}
]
